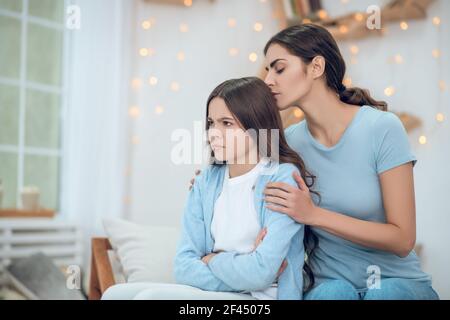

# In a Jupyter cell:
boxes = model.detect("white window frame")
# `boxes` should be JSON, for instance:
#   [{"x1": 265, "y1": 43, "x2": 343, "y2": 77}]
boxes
[{"x1": 0, "y1": 0, "x2": 69, "y2": 210}]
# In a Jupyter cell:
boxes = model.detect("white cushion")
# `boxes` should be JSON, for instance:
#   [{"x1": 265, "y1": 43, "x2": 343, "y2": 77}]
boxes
[{"x1": 102, "y1": 218, "x2": 180, "y2": 284}]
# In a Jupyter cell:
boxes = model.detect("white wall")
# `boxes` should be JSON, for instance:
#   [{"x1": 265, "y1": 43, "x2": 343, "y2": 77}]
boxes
[{"x1": 126, "y1": 0, "x2": 450, "y2": 298}]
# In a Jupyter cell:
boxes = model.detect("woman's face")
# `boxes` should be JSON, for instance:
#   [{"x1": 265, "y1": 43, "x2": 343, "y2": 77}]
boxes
[
  {"x1": 207, "y1": 97, "x2": 258, "y2": 164},
  {"x1": 264, "y1": 43, "x2": 314, "y2": 110}
]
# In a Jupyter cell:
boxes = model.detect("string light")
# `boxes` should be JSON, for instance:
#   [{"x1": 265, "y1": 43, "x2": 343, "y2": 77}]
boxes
[
  {"x1": 339, "y1": 25, "x2": 349, "y2": 34},
  {"x1": 439, "y1": 80, "x2": 447, "y2": 92},
  {"x1": 142, "y1": 18, "x2": 155, "y2": 30},
  {"x1": 155, "y1": 105, "x2": 164, "y2": 115},
  {"x1": 254, "y1": 22, "x2": 263, "y2": 32},
  {"x1": 177, "y1": 51, "x2": 185, "y2": 61},
  {"x1": 343, "y1": 77, "x2": 352, "y2": 87},
  {"x1": 400, "y1": 21, "x2": 408, "y2": 30},
  {"x1": 227, "y1": 18, "x2": 236, "y2": 28},
  {"x1": 432, "y1": 16, "x2": 441, "y2": 26},
  {"x1": 139, "y1": 48, "x2": 149, "y2": 57},
  {"x1": 436, "y1": 113, "x2": 445, "y2": 122},
  {"x1": 354, "y1": 13, "x2": 364, "y2": 22},
  {"x1": 432, "y1": 49, "x2": 441, "y2": 59},
  {"x1": 170, "y1": 81, "x2": 180, "y2": 92},
  {"x1": 183, "y1": 0, "x2": 192, "y2": 7},
  {"x1": 179, "y1": 23, "x2": 189, "y2": 33},
  {"x1": 229, "y1": 48, "x2": 239, "y2": 56},
  {"x1": 149, "y1": 76, "x2": 158, "y2": 86},
  {"x1": 294, "y1": 109, "x2": 303, "y2": 118},
  {"x1": 142, "y1": 20, "x2": 151, "y2": 30},
  {"x1": 350, "y1": 45, "x2": 359, "y2": 55},
  {"x1": 394, "y1": 54, "x2": 404, "y2": 64},
  {"x1": 384, "y1": 86, "x2": 395, "y2": 97},
  {"x1": 419, "y1": 135, "x2": 427, "y2": 145},
  {"x1": 249, "y1": 52, "x2": 258, "y2": 62},
  {"x1": 302, "y1": 18, "x2": 311, "y2": 24},
  {"x1": 131, "y1": 78, "x2": 142, "y2": 89},
  {"x1": 317, "y1": 9, "x2": 328, "y2": 20},
  {"x1": 128, "y1": 106, "x2": 140, "y2": 118}
]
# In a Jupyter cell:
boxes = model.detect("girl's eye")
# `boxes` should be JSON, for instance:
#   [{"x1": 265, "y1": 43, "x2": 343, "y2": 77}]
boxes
[
  {"x1": 208, "y1": 121, "x2": 214, "y2": 127},
  {"x1": 223, "y1": 121, "x2": 232, "y2": 126},
  {"x1": 276, "y1": 68, "x2": 285, "y2": 74}
]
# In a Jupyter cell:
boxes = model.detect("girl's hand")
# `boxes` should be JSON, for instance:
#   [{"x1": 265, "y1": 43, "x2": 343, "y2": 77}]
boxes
[
  {"x1": 253, "y1": 228, "x2": 288, "y2": 278},
  {"x1": 201, "y1": 253, "x2": 217, "y2": 264},
  {"x1": 264, "y1": 171, "x2": 319, "y2": 226},
  {"x1": 189, "y1": 169, "x2": 201, "y2": 190}
]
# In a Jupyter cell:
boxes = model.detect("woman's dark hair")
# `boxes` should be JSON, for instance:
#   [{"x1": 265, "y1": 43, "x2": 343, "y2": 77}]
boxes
[
  {"x1": 206, "y1": 77, "x2": 318, "y2": 292},
  {"x1": 264, "y1": 23, "x2": 387, "y2": 111}
]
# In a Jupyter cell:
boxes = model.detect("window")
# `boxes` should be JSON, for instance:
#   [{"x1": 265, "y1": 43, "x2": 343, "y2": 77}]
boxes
[{"x1": 0, "y1": 0, "x2": 66, "y2": 211}]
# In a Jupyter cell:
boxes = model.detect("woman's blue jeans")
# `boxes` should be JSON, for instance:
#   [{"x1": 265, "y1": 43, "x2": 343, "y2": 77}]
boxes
[{"x1": 304, "y1": 279, "x2": 440, "y2": 300}]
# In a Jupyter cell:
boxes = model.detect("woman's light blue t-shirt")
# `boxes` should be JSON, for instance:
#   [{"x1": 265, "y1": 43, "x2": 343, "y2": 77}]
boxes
[{"x1": 285, "y1": 105, "x2": 431, "y2": 292}]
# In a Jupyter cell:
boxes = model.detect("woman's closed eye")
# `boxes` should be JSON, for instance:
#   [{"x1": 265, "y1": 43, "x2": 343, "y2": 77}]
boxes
[{"x1": 276, "y1": 68, "x2": 285, "y2": 74}]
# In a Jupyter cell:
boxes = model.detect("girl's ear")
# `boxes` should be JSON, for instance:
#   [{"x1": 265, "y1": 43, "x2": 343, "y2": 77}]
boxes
[{"x1": 310, "y1": 56, "x2": 326, "y2": 80}]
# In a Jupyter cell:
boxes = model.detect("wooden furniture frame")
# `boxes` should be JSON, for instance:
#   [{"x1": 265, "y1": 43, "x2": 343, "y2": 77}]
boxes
[{"x1": 89, "y1": 238, "x2": 116, "y2": 300}]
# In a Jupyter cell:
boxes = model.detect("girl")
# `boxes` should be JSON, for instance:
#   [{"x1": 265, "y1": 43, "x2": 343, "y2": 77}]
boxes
[
  {"x1": 103, "y1": 77, "x2": 316, "y2": 300},
  {"x1": 260, "y1": 24, "x2": 438, "y2": 300},
  {"x1": 174, "y1": 77, "x2": 316, "y2": 300}
]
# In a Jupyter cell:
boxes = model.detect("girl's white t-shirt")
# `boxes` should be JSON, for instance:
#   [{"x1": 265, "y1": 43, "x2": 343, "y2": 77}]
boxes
[{"x1": 211, "y1": 158, "x2": 277, "y2": 300}]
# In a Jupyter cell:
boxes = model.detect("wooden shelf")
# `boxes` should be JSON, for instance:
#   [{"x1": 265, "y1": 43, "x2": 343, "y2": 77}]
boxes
[
  {"x1": 281, "y1": 0, "x2": 435, "y2": 41},
  {"x1": 0, "y1": 208, "x2": 55, "y2": 218}
]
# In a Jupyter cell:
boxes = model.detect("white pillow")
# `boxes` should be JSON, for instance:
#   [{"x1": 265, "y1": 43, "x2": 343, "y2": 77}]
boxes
[{"x1": 102, "y1": 218, "x2": 180, "y2": 284}]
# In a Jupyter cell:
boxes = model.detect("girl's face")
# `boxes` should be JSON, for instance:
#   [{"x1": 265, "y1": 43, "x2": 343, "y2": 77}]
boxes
[
  {"x1": 264, "y1": 43, "x2": 314, "y2": 110},
  {"x1": 207, "y1": 97, "x2": 258, "y2": 164}
]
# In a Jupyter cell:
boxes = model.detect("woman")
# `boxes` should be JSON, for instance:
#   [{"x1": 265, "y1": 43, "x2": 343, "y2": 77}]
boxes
[
  {"x1": 191, "y1": 24, "x2": 438, "y2": 300},
  {"x1": 103, "y1": 77, "x2": 314, "y2": 300},
  {"x1": 262, "y1": 24, "x2": 439, "y2": 300}
]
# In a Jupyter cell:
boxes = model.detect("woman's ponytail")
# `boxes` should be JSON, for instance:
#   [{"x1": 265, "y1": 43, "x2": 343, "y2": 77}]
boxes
[{"x1": 339, "y1": 86, "x2": 387, "y2": 111}]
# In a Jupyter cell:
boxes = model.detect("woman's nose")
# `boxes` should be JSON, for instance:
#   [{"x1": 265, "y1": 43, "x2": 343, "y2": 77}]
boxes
[{"x1": 264, "y1": 72, "x2": 274, "y2": 87}]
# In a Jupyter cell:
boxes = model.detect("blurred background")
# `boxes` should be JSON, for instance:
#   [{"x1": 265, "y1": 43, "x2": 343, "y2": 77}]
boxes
[{"x1": 0, "y1": 0, "x2": 449, "y2": 299}]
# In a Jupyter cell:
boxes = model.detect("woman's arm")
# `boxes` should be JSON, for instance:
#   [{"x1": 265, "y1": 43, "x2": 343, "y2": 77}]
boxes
[{"x1": 264, "y1": 162, "x2": 416, "y2": 257}]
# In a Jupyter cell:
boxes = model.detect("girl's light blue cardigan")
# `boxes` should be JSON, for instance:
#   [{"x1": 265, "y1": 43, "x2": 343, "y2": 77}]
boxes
[{"x1": 174, "y1": 160, "x2": 305, "y2": 300}]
